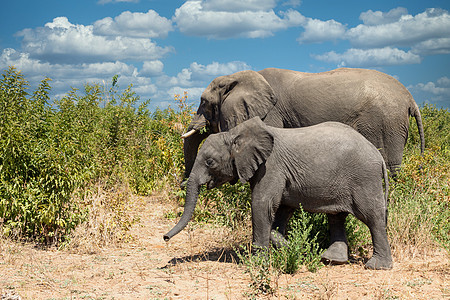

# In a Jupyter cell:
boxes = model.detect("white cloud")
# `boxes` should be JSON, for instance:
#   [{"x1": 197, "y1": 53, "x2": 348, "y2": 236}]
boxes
[
  {"x1": 412, "y1": 77, "x2": 450, "y2": 95},
  {"x1": 93, "y1": 10, "x2": 173, "y2": 38},
  {"x1": 297, "y1": 18, "x2": 346, "y2": 44},
  {"x1": 140, "y1": 60, "x2": 164, "y2": 77},
  {"x1": 0, "y1": 48, "x2": 141, "y2": 99},
  {"x1": 1, "y1": 48, "x2": 136, "y2": 80},
  {"x1": 347, "y1": 8, "x2": 450, "y2": 48},
  {"x1": 416, "y1": 82, "x2": 450, "y2": 95},
  {"x1": 1, "y1": 47, "x2": 253, "y2": 109},
  {"x1": 157, "y1": 61, "x2": 251, "y2": 90},
  {"x1": 189, "y1": 61, "x2": 251, "y2": 80},
  {"x1": 438, "y1": 77, "x2": 450, "y2": 87},
  {"x1": 412, "y1": 37, "x2": 450, "y2": 55},
  {"x1": 202, "y1": 0, "x2": 276, "y2": 12},
  {"x1": 173, "y1": 0, "x2": 304, "y2": 39},
  {"x1": 17, "y1": 17, "x2": 172, "y2": 64},
  {"x1": 359, "y1": 7, "x2": 408, "y2": 25},
  {"x1": 307, "y1": 8, "x2": 450, "y2": 67},
  {"x1": 313, "y1": 47, "x2": 421, "y2": 67},
  {"x1": 408, "y1": 77, "x2": 450, "y2": 105}
]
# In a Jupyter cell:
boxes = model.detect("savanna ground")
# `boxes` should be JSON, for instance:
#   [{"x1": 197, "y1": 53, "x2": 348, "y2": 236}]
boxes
[
  {"x1": 1, "y1": 68, "x2": 449, "y2": 299},
  {"x1": 1, "y1": 189, "x2": 449, "y2": 299}
]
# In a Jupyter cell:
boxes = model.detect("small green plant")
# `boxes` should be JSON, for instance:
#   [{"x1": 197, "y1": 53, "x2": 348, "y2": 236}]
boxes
[
  {"x1": 236, "y1": 206, "x2": 323, "y2": 295},
  {"x1": 271, "y1": 207, "x2": 323, "y2": 273},
  {"x1": 236, "y1": 244, "x2": 274, "y2": 296}
]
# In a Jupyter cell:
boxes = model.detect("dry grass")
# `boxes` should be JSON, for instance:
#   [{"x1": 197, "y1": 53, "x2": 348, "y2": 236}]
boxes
[
  {"x1": 64, "y1": 183, "x2": 143, "y2": 254},
  {"x1": 388, "y1": 210, "x2": 441, "y2": 261}
]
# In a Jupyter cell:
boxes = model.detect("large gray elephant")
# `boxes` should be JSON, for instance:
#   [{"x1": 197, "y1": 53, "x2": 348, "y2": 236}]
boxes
[
  {"x1": 183, "y1": 68, "x2": 425, "y2": 179},
  {"x1": 165, "y1": 117, "x2": 392, "y2": 270}
]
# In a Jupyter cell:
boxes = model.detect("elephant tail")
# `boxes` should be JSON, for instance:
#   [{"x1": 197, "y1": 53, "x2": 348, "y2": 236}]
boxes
[
  {"x1": 382, "y1": 160, "x2": 390, "y2": 225},
  {"x1": 410, "y1": 102, "x2": 425, "y2": 155}
]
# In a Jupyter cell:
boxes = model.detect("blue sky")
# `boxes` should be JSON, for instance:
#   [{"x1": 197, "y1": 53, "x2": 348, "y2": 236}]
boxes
[{"x1": 1, "y1": 0, "x2": 449, "y2": 110}]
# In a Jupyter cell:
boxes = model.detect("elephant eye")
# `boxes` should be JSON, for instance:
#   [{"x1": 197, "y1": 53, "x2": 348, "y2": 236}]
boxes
[{"x1": 205, "y1": 158, "x2": 214, "y2": 167}]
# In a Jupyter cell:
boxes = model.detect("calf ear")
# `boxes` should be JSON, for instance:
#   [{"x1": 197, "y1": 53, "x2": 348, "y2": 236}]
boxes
[{"x1": 231, "y1": 117, "x2": 274, "y2": 183}]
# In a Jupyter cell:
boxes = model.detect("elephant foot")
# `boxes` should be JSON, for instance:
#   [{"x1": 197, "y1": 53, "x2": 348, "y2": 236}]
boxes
[
  {"x1": 270, "y1": 230, "x2": 288, "y2": 248},
  {"x1": 365, "y1": 255, "x2": 393, "y2": 270},
  {"x1": 321, "y1": 241, "x2": 348, "y2": 264}
]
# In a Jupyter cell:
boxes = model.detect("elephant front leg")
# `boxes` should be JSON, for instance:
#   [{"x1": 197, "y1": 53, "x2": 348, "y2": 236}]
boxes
[
  {"x1": 251, "y1": 200, "x2": 272, "y2": 250},
  {"x1": 321, "y1": 212, "x2": 349, "y2": 264},
  {"x1": 250, "y1": 176, "x2": 284, "y2": 252}
]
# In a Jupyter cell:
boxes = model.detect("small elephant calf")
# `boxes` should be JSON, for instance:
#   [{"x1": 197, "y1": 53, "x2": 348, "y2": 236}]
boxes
[{"x1": 165, "y1": 117, "x2": 392, "y2": 270}]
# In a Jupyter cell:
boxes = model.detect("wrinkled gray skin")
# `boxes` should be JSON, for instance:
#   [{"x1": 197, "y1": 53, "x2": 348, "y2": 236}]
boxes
[
  {"x1": 166, "y1": 117, "x2": 392, "y2": 270},
  {"x1": 184, "y1": 68, "x2": 425, "y2": 180}
]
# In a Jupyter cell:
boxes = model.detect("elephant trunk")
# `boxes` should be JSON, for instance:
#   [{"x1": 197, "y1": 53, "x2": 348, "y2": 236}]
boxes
[
  {"x1": 164, "y1": 177, "x2": 201, "y2": 241},
  {"x1": 183, "y1": 114, "x2": 209, "y2": 178}
]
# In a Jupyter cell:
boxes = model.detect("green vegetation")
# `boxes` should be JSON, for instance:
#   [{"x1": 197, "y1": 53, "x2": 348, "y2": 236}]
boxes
[
  {"x1": 0, "y1": 67, "x2": 448, "y2": 292},
  {"x1": 0, "y1": 67, "x2": 188, "y2": 242},
  {"x1": 388, "y1": 105, "x2": 450, "y2": 252}
]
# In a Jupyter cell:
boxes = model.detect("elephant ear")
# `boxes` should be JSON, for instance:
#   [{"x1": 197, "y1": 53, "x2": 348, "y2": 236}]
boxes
[
  {"x1": 230, "y1": 117, "x2": 274, "y2": 183},
  {"x1": 219, "y1": 70, "x2": 277, "y2": 131}
]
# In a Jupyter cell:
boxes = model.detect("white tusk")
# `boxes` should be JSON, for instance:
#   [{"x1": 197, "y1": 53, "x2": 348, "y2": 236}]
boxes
[{"x1": 181, "y1": 129, "x2": 197, "y2": 139}]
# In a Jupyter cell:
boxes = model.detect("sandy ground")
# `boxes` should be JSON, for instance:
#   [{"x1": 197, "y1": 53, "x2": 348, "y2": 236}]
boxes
[{"x1": 1, "y1": 194, "x2": 449, "y2": 299}]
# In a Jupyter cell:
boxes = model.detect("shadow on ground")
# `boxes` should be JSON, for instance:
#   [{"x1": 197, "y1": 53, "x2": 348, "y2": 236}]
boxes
[
  {"x1": 162, "y1": 247, "x2": 244, "y2": 268},
  {"x1": 162, "y1": 246, "x2": 369, "y2": 270}
]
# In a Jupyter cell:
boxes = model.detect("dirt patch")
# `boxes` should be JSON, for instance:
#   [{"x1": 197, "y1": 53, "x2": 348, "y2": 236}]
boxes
[{"x1": 1, "y1": 195, "x2": 449, "y2": 299}]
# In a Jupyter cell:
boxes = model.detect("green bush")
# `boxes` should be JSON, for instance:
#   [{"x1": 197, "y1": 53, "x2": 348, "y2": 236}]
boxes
[
  {"x1": 0, "y1": 67, "x2": 82, "y2": 241},
  {"x1": 235, "y1": 206, "x2": 322, "y2": 296},
  {"x1": 0, "y1": 67, "x2": 191, "y2": 242},
  {"x1": 271, "y1": 207, "x2": 323, "y2": 273},
  {"x1": 389, "y1": 105, "x2": 449, "y2": 251}
]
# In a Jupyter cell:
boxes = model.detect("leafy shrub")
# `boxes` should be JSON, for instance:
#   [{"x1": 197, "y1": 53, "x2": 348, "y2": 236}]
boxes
[
  {"x1": 236, "y1": 244, "x2": 274, "y2": 295},
  {"x1": 271, "y1": 207, "x2": 323, "y2": 273},
  {"x1": 0, "y1": 67, "x2": 191, "y2": 243},
  {"x1": 0, "y1": 67, "x2": 82, "y2": 242},
  {"x1": 389, "y1": 105, "x2": 449, "y2": 252},
  {"x1": 236, "y1": 206, "x2": 322, "y2": 296}
]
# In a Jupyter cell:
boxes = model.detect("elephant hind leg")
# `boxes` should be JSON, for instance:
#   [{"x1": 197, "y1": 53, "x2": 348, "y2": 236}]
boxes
[
  {"x1": 270, "y1": 205, "x2": 295, "y2": 248},
  {"x1": 365, "y1": 222, "x2": 393, "y2": 270},
  {"x1": 384, "y1": 123, "x2": 409, "y2": 177},
  {"x1": 385, "y1": 138, "x2": 405, "y2": 178},
  {"x1": 321, "y1": 212, "x2": 349, "y2": 264},
  {"x1": 353, "y1": 193, "x2": 393, "y2": 270}
]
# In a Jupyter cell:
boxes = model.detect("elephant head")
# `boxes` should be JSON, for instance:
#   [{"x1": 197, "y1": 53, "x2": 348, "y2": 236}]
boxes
[
  {"x1": 182, "y1": 70, "x2": 277, "y2": 179},
  {"x1": 164, "y1": 117, "x2": 274, "y2": 241}
]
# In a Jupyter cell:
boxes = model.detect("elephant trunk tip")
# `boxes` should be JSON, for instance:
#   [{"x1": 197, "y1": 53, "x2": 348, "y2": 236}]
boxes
[{"x1": 163, "y1": 228, "x2": 179, "y2": 241}]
